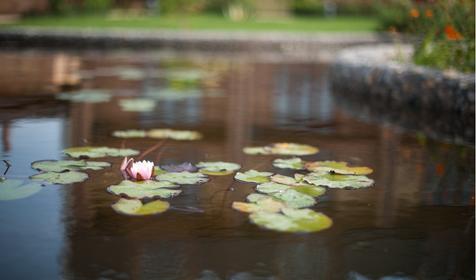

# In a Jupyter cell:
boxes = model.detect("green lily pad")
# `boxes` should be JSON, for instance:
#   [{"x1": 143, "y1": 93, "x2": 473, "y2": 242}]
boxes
[
  {"x1": 232, "y1": 197, "x2": 284, "y2": 213},
  {"x1": 234, "y1": 170, "x2": 273, "y2": 183},
  {"x1": 246, "y1": 193, "x2": 271, "y2": 203},
  {"x1": 56, "y1": 90, "x2": 111, "y2": 103},
  {"x1": 153, "y1": 166, "x2": 167, "y2": 175},
  {"x1": 272, "y1": 158, "x2": 305, "y2": 170},
  {"x1": 196, "y1": 161, "x2": 241, "y2": 176},
  {"x1": 166, "y1": 69, "x2": 204, "y2": 81},
  {"x1": 249, "y1": 208, "x2": 332, "y2": 233},
  {"x1": 31, "y1": 160, "x2": 110, "y2": 172},
  {"x1": 119, "y1": 99, "x2": 156, "y2": 112},
  {"x1": 145, "y1": 88, "x2": 202, "y2": 101},
  {"x1": 303, "y1": 172, "x2": 374, "y2": 189},
  {"x1": 0, "y1": 179, "x2": 43, "y2": 201},
  {"x1": 256, "y1": 183, "x2": 316, "y2": 208},
  {"x1": 156, "y1": 172, "x2": 209, "y2": 185},
  {"x1": 111, "y1": 198, "x2": 170, "y2": 216},
  {"x1": 305, "y1": 161, "x2": 373, "y2": 175},
  {"x1": 64, "y1": 146, "x2": 139, "y2": 158},
  {"x1": 31, "y1": 171, "x2": 88, "y2": 184},
  {"x1": 266, "y1": 177, "x2": 325, "y2": 197},
  {"x1": 243, "y1": 143, "x2": 319, "y2": 156},
  {"x1": 107, "y1": 180, "x2": 181, "y2": 199},
  {"x1": 114, "y1": 68, "x2": 146, "y2": 80},
  {"x1": 147, "y1": 129, "x2": 202, "y2": 140},
  {"x1": 112, "y1": 130, "x2": 147, "y2": 138}
]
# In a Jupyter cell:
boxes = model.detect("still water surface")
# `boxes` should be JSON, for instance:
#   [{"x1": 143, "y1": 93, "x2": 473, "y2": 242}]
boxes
[{"x1": 0, "y1": 50, "x2": 474, "y2": 280}]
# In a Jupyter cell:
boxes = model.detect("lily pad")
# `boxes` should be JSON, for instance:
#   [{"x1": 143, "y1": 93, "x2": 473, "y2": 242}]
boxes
[
  {"x1": 56, "y1": 90, "x2": 111, "y2": 103},
  {"x1": 243, "y1": 143, "x2": 319, "y2": 156},
  {"x1": 303, "y1": 172, "x2": 374, "y2": 189},
  {"x1": 166, "y1": 69, "x2": 204, "y2": 81},
  {"x1": 249, "y1": 208, "x2": 332, "y2": 233},
  {"x1": 114, "y1": 68, "x2": 146, "y2": 80},
  {"x1": 145, "y1": 88, "x2": 202, "y2": 101},
  {"x1": 246, "y1": 193, "x2": 271, "y2": 203},
  {"x1": 64, "y1": 146, "x2": 139, "y2": 158},
  {"x1": 156, "y1": 172, "x2": 209, "y2": 185},
  {"x1": 153, "y1": 166, "x2": 167, "y2": 175},
  {"x1": 196, "y1": 161, "x2": 241, "y2": 176},
  {"x1": 270, "y1": 174, "x2": 305, "y2": 186},
  {"x1": 267, "y1": 176, "x2": 326, "y2": 197},
  {"x1": 31, "y1": 171, "x2": 88, "y2": 184},
  {"x1": 256, "y1": 183, "x2": 316, "y2": 208},
  {"x1": 119, "y1": 99, "x2": 156, "y2": 112},
  {"x1": 272, "y1": 158, "x2": 305, "y2": 170},
  {"x1": 305, "y1": 161, "x2": 373, "y2": 175},
  {"x1": 112, "y1": 130, "x2": 147, "y2": 138},
  {"x1": 234, "y1": 170, "x2": 273, "y2": 183},
  {"x1": 111, "y1": 198, "x2": 170, "y2": 216},
  {"x1": 147, "y1": 129, "x2": 202, "y2": 140},
  {"x1": 161, "y1": 163, "x2": 198, "y2": 173},
  {"x1": 232, "y1": 197, "x2": 284, "y2": 213},
  {"x1": 107, "y1": 180, "x2": 181, "y2": 199},
  {"x1": 0, "y1": 179, "x2": 42, "y2": 201},
  {"x1": 31, "y1": 160, "x2": 110, "y2": 172}
]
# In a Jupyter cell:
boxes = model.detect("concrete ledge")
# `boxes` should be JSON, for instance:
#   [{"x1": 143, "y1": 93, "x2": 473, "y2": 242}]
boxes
[
  {"x1": 330, "y1": 45, "x2": 475, "y2": 144},
  {"x1": 0, "y1": 27, "x2": 394, "y2": 61}
]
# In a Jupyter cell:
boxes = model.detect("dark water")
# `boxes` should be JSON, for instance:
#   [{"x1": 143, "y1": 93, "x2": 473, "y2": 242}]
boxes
[{"x1": 0, "y1": 50, "x2": 474, "y2": 280}]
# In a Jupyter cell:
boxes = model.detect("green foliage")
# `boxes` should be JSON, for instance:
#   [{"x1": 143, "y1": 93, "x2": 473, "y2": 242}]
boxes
[{"x1": 378, "y1": 0, "x2": 475, "y2": 72}]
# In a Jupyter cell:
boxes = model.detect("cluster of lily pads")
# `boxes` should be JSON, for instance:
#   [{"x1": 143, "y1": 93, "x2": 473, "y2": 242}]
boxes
[
  {"x1": 230, "y1": 144, "x2": 374, "y2": 233},
  {"x1": 112, "y1": 129, "x2": 202, "y2": 141}
]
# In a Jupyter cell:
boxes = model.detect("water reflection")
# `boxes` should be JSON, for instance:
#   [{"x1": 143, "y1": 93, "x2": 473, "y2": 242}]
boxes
[{"x1": 0, "y1": 50, "x2": 473, "y2": 280}]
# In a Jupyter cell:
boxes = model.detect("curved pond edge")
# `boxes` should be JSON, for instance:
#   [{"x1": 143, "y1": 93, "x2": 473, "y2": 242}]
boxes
[
  {"x1": 330, "y1": 44, "x2": 475, "y2": 145},
  {"x1": 0, "y1": 27, "x2": 395, "y2": 61}
]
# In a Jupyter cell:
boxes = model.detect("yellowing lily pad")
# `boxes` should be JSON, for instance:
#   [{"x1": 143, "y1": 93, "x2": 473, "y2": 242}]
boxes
[
  {"x1": 243, "y1": 143, "x2": 318, "y2": 156},
  {"x1": 147, "y1": 129, "x2": 202, "y2": 140},
  {"x1": 249, "y1": 208, "x2": 332, "y2": 233},
  {"x1": 305, "y1": 161, "x2": 373, "y2": 175},
  {"x1": 234, "y1": 170, "x2": 273, "y2": 183},
  {"x1": 107, "y1": 180, "x2": 181, "y2": 199},
  {"x1": 156, "y1": 172, "x2": 209, "y2": 185},
  {"x1": 272, "y1": 158, "x2": 305, "y2": 170},
  {"x1": 0, "y1": 179, "x2": 42, "y2": 201},
  {"x1": 64, "y1": 146, "x2": 139, "y2": 158},
  {"x1": 303, "y1": 172, "x2": 374, "y2": 189},
  {"x1": 119, "y1": 99, "x2": 156, "y2": 112},
  {"x1": 196, "y1": 161, "x2": 241, "y2": 176},
  {"x1": 112, "y1": 130, "x2": 147, "y2": 138},
  {"x1": 111, "y1": 198, "x2": 170, "y2": 216},
  {"x1": 57, "y1": 90, "x2": 111, "y2": 103},
  {"x1": 232, "y1": 198, "x2": 284, "y2": 213},
  {"x1": 31, "y1": 171, "x2": 88, "y2": 184},
  {"x1": 31, "y1": 160, "x2": 110, "y2": 172}
]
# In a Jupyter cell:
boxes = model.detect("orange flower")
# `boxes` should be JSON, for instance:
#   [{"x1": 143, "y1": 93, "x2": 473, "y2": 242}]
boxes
[
  {"x1": 444, "y1": 25, "x2": 463, "y2": 40},
  {"x1": 424, "y1": 9, "x2": 433, "y2": 18},
  {"x1": 410, "y1": 8, "x2": 419, "y2": 18}
]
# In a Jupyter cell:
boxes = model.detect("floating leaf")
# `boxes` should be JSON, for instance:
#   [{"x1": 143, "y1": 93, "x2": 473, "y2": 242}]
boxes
[
  {"x1": 166, "y1": 69, "x2": 204, "y2": 81},
  {"x1": 111, "y1": 198, "x2": 170, "y2": 216},
  {"x1": 293, "y1": 185, "x2": 326, "y2": 197},
  {"x1": 56, "y1": 90, "x2": 111, "y2": 103},
  {"x1": 273, "y1": 158, "x2": 305, "y2": 170},
  {"x1": 153, "y1": 166, "x2": 167, "y2": 175},
  {"x1": 270, "y1": 174, "x2": 304, "y2": 186},
  {"x1": 196, "y1": 161, "x2": 241, "y2": 176},
  {"x1": 145, "y1": 88, "x2": 202, "y2": 101},
  {"x1": 0, "y1": 179, "x2": 42, "y2": 201},
  {"x1": 256, "y1": 183, "x2": 316, "y2": 208},
  {"x1": 303, "y1": 172, "x2": 374, "y2": 189},
  {"x1": 243, "y1": 143, "x2": 318, "y2": 156},
  {"x1": 232, "y1": 198, "x2": 284, "y2": 213},
  {"x1": 267, "y1": 176, "x2": 325, "y2": 197},
  {"x1": 156, "y1": 172, "x2": 209, "y2": 185},
  {"x1": 249, "y1": 208, "x2": 332, "y2": 233},
  {"x1": 161, "y1": 162, "x2": 198, "y2": 173},
  {"x1": 31, "y1": 171, "x2": 88, "y2": 184},
  {"x1": 147, "y1": 129, "x2": 202, "y2": 140},
  {"x1": 234, "y1": 170, "x2": 273, "y2": 183},
  {"x1": 31, "y1": 160, "x2": 110, "y2": 172},
  {"x1": 119, "y1": 99, "x2": 156, "y2": 112},
  {"x1": 107, "y1": 180, "x2": 181, "y2": 199},
  {"x1": 112, "y1": 130, "x2": 147, "y2": 138},
  {"x1": 64, "y1": 146, "x2": 139, "y2": 158},
  {"x1": 246, "y1": 193, "x2": 270, "y2": 203},
  {"x1": 305, "y1": 161, "x2": 373, "y2": 175},
  {"x1": 115, "y1": 68, "x2": 146, "y2": 80}
]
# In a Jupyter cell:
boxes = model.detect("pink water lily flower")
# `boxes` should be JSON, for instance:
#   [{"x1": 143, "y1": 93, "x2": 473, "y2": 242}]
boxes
[{"x1": 120, "y1": 157, "x2": 154, "y2": 181}]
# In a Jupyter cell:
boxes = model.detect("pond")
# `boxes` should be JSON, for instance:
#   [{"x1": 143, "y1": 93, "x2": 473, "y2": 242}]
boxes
[{"x1": 0, "y1": 50, "x2": 474, "y2": 280}]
